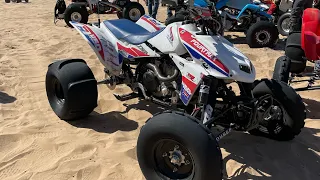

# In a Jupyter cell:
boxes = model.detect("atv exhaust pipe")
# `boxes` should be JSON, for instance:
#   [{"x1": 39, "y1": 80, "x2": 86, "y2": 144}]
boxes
[{"x1": 146, "y1": 63, "x2": 179, "y2": 82}]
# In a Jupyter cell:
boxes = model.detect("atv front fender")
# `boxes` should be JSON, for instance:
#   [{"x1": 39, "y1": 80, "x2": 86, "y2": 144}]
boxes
[{"x1": 236, "y1": 4, "x2": 272, "y2": 20}]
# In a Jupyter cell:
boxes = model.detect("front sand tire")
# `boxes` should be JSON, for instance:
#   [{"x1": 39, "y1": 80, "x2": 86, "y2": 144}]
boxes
[
  {"x1": 250, "y1": 79, "x2": 306, "y2": 141},
  {"x1": 137, "y1": 111, "x2": 223, "y2": 180}
]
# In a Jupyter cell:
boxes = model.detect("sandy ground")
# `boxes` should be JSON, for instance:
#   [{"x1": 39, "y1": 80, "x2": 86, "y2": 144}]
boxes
[{"x1": 0, "y1": 0, "x2": 319, "y2": 179}]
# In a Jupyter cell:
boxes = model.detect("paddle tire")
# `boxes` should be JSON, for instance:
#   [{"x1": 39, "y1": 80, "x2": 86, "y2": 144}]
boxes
[
  {"x1": 137, "y1": 111, "x2": 223, "y2": 180},
  {"x1": 277, "y1": 13, "x2": 291, "y2": 36},
  {"x1": 45, "y1": 59, "x2": 98, "y2": 121},
  {"x1": 246, "y1": 21, "x2": 279, "y2": 48},
  {"x1": 5, "y1": 0, "x2": 10, "y2": 3},
  {"x1": 249, "y1": 79, "x2": 306, "y2": 141},
  {"x1": 272, "y1": 56, "x2": 290, "y2": 83},
  {"x1": 122, "y1": 2, "x2": 145, "y2": 22},
  {"x1": 64, "y1": 5, "x2": 89, "y2": 28}
]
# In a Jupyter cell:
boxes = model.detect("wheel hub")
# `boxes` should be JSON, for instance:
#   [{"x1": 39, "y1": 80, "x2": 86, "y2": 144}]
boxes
[
  {"x1": 129, "y1": 8, "x2": 141, "y2": 21},
  {"x1": 155, "y1": 140, "x2": 194, "y2": 178},
  {"x1": 71, "y1": 12, "x2": 82, "y2": 22},
  {"x1": 168, "y1": 145, "x2": 186, "y2": 166},
  {"x1": 258, "y1": 98, "x2": 286, "y2": 134},
  {"x1": 255, "y1": 30, "x2": 271, "y2": 45},
  {"x1": 281, "y1": 18, "x2": 291, "y2": 33}
]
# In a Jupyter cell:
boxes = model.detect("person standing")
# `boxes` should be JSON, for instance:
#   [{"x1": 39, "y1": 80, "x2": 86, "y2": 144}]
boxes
[
  {"x1": 289, "y1": 0, "x2": 313, "y2": 34},
  {"x1": 147, "y1": 0, "x2": 160, "y2": 19}
]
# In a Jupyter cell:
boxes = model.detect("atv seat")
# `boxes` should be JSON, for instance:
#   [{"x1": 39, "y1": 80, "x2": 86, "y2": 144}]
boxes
[
  {"x1": 103, "y1": 19, "x2": 164, "y2": 45},
  {"x1": 301, "y1": 8, "x2": 320, "y2": 61}
]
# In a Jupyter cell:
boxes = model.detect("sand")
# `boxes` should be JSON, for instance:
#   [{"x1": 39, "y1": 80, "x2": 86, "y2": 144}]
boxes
[{"x1": 0, "y1": 0, "x2": 319, "y2": 179}]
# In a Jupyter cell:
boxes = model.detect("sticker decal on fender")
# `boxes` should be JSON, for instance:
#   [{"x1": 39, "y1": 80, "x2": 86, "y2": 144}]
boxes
[
  {"x1": 80, "y1": 24, "x2": 105, "y2": 60},
  {"x1": 180, "y1": 75, "x2": 197, "y2": 105},
  {"x1": 178, "y1": 27, "x2": 229, "y2": 77},
  {"x1": 166, "y1": 26, "x2": 174, "y2": 45}
]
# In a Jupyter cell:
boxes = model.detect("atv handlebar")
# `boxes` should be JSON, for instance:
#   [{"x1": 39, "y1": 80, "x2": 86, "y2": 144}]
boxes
[{"x1": 181, "y1": 4, "x2": 222, "y2": 35}]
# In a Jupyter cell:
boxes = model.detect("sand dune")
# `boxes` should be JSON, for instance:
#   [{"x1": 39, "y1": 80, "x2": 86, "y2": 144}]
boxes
[{"x1": 0, "y1": 0, "x2": 319, "y2": 179}]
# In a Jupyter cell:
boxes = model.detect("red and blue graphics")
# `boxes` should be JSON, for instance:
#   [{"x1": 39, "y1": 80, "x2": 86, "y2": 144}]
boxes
[
  {"x1": 178, "y1": 28, "x2": 229, "y2": 77},
  {"x1": 75, "y1": 23, "x2": 105, "y2": 60},
  {"x1": 140, "y1": 15, "x2": 162, "y2": 31},
  {"x1": 180, "y1": 75, "x2": 198, "y2": 105},
  {"x1": 117, "y1": 43, "x2": 148, "y2": 59},
  {"x1": 167, "y1": 26, "x2": 174, "y2": 43}
]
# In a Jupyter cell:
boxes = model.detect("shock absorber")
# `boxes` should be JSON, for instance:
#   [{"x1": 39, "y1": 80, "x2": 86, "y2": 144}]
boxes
[{"x1": 198, "y1": 76, "x2": 217, "y2": 124}]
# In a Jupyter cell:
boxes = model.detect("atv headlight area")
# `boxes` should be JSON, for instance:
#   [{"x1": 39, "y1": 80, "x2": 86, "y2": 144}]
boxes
[{"x1": 239, "y1": 64, "x2": 251, "y2": 74}]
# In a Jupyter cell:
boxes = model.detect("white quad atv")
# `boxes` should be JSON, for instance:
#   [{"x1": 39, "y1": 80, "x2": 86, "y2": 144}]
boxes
[{"x1": 45, "y1": 4, "x2": 306, "y2": 180}]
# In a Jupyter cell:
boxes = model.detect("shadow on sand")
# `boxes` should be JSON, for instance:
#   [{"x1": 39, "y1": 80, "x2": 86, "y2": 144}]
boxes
[
  {"x1": 303, "y1": 98, "x2": 320, "y2": 119},
  {"x1": 224, "y1": 34, "x2": 247, "y2": 45},
  {"x1": 220, "y1": 127, "x2": 320, "y2": 179},
  {"x1": 0, "y1": 91, "x2": 16, "y2": 104},
  {"x1": 67, "y1": 111, "x2": 139, "y2": 133},
  {"x1": 66, "y1": 99, "x2": 167, "y2": 133}
]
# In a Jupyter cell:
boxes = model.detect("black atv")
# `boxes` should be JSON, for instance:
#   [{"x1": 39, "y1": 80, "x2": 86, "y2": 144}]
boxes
[
  {"x1": 54, "y1": 0, "x2": 145, "y2": 27},
  {"x1": 5, "y1": 0, "x2": 29, "y2": 2}
]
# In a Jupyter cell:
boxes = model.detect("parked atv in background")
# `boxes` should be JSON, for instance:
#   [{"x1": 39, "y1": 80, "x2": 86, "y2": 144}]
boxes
[
  {"x1": 54, "y1": 0, "x2": 145, "y2": 27},
  {"x1": 5, "y1": 0, "x2": 28, "y2": 2},
  {"x1": 268, "y1": 0, "x2": 293, "y2": 36},
  {"x1": 273, "y1": 8, "x2": 320, "y2": 92},
  {"x1": 267, "y1": 0, "x2": 320, "y2": 37},
  {"x1": 163, "y1": 0, "x2": 280, "y2": 48}
]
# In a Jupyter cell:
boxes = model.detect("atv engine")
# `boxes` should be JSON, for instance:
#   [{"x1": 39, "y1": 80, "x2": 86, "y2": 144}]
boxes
[{"x1": 138, "y1": 60, "x2": 180, "y2": 104}]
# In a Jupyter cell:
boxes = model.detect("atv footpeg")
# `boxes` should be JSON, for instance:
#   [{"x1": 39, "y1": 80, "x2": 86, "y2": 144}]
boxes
[{"x1": 113, "y1": 92, "x2": 140, "y2": 101}]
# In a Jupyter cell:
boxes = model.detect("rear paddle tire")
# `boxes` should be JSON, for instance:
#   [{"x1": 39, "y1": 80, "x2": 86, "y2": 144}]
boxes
[
  {"x1": 137, "y1": 111, "x2": 223, "y2": 180},
  {"x1": 246, "y1": 21, "x2": 279, "y2": 48},
  {"x1": 122, "y1": 2, "x2": 145, "y2": 22},
  {"x1": 45, "y1": 59, "x2": 98, "y2": 121},
  {"x1": 249, "y1": 79, "x2": 306, "y2": 141},
  {"x1": 272, "y1": 56, "x2": 291, "y2": 83}
]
